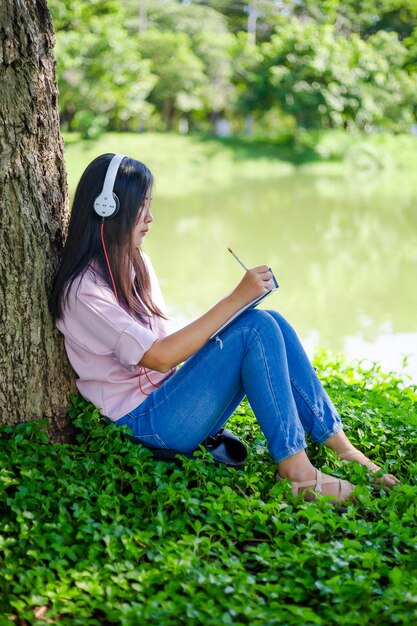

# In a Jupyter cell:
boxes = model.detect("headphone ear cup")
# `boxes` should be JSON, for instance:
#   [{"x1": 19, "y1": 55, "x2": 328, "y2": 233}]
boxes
[
  {"x1": 109, "y1": 193, "x2": 120, "y2": 218},
  {"x1": 93, "y1": 191, "x2": 120, "y2": 218}
]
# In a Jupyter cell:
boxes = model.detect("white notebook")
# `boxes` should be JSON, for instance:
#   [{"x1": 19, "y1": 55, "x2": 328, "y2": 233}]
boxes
[{"x1": 210, "y1": 273, "x2": 279, "y2": 339}]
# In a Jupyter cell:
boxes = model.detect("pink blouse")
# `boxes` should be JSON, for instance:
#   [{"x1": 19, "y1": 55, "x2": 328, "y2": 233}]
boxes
[{"x1": 56, "y1": 254, "x2": 173, "y2": 420}]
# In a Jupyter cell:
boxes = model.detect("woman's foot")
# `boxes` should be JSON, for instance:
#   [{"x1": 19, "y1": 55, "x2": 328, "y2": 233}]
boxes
[
  {"x1": 338, "y1": 448, "x2": 400, "y2": 488},
  {"x1": 277, "y1": 451, "x2": 356, "y2": 504},
  {"x1": 324, "y1": 432, "x2": 400, "y2": 488},
  {"x1": 276, "y1": 468, "x2": 356, "y2": 504}
]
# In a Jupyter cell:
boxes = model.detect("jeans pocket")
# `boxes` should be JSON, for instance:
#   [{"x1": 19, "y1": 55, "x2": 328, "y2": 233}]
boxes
[{"x1": 128, "y1": 433, "x2": 169, "y2": 450}]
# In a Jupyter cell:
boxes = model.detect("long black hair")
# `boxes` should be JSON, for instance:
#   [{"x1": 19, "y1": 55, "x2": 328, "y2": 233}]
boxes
[{"x1": 51, "y1": 153, "x2": 166, "y2": 324}]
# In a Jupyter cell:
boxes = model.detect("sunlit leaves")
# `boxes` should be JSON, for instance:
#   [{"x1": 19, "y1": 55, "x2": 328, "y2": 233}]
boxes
[
  {"x1": 239, "y1": 18, "x2": 417, "y2": 131},
  {"x1": 50, "y1": 0, "x2": 155, "y2": 137}
]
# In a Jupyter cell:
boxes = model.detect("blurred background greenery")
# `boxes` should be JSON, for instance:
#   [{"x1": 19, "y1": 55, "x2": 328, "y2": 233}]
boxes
[
  {"x1": 51, "y1": 0, "x2": 417, "y2": 138},
  {"x1": 51, "y1": 1, "x2": 417, "y2": 382}
]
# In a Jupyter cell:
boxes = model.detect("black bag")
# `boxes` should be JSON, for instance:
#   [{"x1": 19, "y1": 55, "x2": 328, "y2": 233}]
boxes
[{"x1": 146, "y1": 428, "x2": 247, "y2": 467}]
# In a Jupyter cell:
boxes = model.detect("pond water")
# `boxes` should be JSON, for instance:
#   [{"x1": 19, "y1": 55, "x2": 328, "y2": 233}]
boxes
[{"x1": 144, "y1": 169, "x2": 417, "y2": 384}]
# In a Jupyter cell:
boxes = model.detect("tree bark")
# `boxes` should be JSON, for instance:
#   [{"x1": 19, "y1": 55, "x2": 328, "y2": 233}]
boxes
[{"x1": 0, "y1": 0, "x2": 75, "y2": 439}]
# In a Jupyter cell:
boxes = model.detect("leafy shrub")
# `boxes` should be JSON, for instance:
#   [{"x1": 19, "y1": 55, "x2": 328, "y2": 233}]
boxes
[
  {"x1": 0, "y1": 354, "x2": 416, "y2": 625},
  {"x1": 72, "y1": 111, "x2": 109, "y2": 140}
]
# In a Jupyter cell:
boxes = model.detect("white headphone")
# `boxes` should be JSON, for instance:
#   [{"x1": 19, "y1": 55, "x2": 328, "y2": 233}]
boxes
[{"x1": 93, "y1": 154, "x2": 126, "y2": 218}]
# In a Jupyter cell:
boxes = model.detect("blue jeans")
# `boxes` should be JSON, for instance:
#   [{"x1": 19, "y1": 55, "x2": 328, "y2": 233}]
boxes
[{"x1": 114, "y1": 309, "x2": 342, "y2": 462}]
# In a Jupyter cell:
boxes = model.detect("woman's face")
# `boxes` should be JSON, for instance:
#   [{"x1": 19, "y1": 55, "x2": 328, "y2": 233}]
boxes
[{"x1": 133, "y1": 188, "x2": 154, "y2": 247}]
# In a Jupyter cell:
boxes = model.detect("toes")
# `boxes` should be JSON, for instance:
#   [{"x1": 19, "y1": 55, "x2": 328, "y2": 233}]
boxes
[
  {"x1": 375, "y1": 474, "x2": 401, "y2": 488},
  {"x1": 340, "y1": 451, "x2": 400, "y2": 487}
]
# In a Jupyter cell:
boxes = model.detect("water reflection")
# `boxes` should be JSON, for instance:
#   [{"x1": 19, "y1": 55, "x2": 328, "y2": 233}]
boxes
[{"x1": 145, "y1": 170, "x2": 417, "y2": 383}]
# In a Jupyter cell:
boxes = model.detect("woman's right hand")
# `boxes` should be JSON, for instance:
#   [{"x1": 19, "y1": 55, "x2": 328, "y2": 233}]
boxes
[
  {"x1": 230, "y1": 266, "x2": 273, "y2": 308},
  {"x1": 140, "y1": 266, "x2": 274, "y2": 373}
]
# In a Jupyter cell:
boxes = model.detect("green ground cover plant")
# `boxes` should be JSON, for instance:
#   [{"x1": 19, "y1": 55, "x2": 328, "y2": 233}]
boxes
[{"x1": 1, "y1": 353, "x2": 416, "y2": 625}]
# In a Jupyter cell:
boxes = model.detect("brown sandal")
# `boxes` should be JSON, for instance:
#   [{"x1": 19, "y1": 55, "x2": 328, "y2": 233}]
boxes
[
  {"x1": 276, "y1": 468, "x2": 356, "y2": 503},
  {"x1": 339, "y1": 449, "x2": 400, "y2": 487}
]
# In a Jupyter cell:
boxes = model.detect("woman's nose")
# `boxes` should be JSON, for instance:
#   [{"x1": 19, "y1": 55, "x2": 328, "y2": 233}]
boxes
[{"x1": 145, "y1": 211, "x2": 154, "y2": 223}]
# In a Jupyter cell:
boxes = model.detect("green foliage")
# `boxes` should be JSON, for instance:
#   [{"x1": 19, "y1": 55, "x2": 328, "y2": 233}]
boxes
[
  {"x1": 50, "y1": 0, "x2": 155, "y2": 137},
  {"x1": 239, "y1": 19, "x2": 417, "y2": 131},
  {"x1": 48, "y1": 0, "x2": 417, "y2": 136},
  {"x1": 1, "y1": 355, "x2": 416, "y2": 624},
  {"x1": 129, "y1": 2, "x2": 234, "y2": 128},
  {"x1": 128, "y1": 0, "x2": 228, "y2": 38},
  {"x1": 285, "y1": 0, "x2": 417, "y2": 39},
  {"x1": 137, "y1": 30, "x2": 206, "y2": 130}
]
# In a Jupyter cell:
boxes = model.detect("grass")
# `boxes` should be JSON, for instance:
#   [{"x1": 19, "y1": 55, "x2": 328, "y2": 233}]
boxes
[
  {"x1": 1, "y1": 352, "x2": 416, "y2": 625},
  {"x1": 63, "y1": 131, "x2": 295, "y2": 199},
  {"x1": 62, "y1": 130, "x2": 417, "y2": 199}
]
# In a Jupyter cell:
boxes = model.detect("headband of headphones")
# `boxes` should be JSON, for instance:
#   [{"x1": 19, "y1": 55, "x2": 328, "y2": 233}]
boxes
[{"x1": 93, "y1": 153, "x2": 126, "y2": 219}]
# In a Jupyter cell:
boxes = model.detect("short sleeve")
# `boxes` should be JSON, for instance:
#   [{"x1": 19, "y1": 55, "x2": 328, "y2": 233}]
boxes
[{"x1": 60, "y1": 273, "x2": 158, "y2": 371}]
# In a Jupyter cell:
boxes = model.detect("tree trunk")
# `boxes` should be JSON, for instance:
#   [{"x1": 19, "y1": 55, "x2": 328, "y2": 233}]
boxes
[
  {"x1": 163, "y1": 98, "x2": 175, "y2": 132},
  {"x1": 0, "y1": 0, "x2": 75, "y2": 439}
]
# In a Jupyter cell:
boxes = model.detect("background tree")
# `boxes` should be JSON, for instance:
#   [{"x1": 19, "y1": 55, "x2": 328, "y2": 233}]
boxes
[
  {"x1": 46, "y1": 0, "x2": 417, "y2": 135},
  {"x1": 0, "y1": 0, "x2": 73, "y2": 436},
  {"x1": 137, "y1": 30, "x2": 206, "y2": 131},
  {"x1": 238, "y1": 18, "x2": 417, "y2": 131},
  {"x1": 278, "y1": 0, "x2": 417, "y2": 38},
  {"x1": 129, "y1": 1, "x2": 235, "y2": 131},
  {"x1": 50, "y1": 0, "x2": 155, "y2": 137},
  {"x1": 197, "y1": 0, "x2": 280, "y2": 42}
]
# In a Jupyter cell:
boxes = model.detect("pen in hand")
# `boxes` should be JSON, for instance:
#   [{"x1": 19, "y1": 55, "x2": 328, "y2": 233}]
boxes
[
  {"x1": 228, "y1": 247, "x2": 279, "y2": 292},
  {"x1": 227, "y1": 247, "x2": 248, "y2": 271}
]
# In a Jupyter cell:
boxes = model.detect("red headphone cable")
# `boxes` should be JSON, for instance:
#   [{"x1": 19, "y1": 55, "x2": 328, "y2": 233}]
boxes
[{"x1": 100, "y1": 221, "x2": 174, "y2": 394}]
